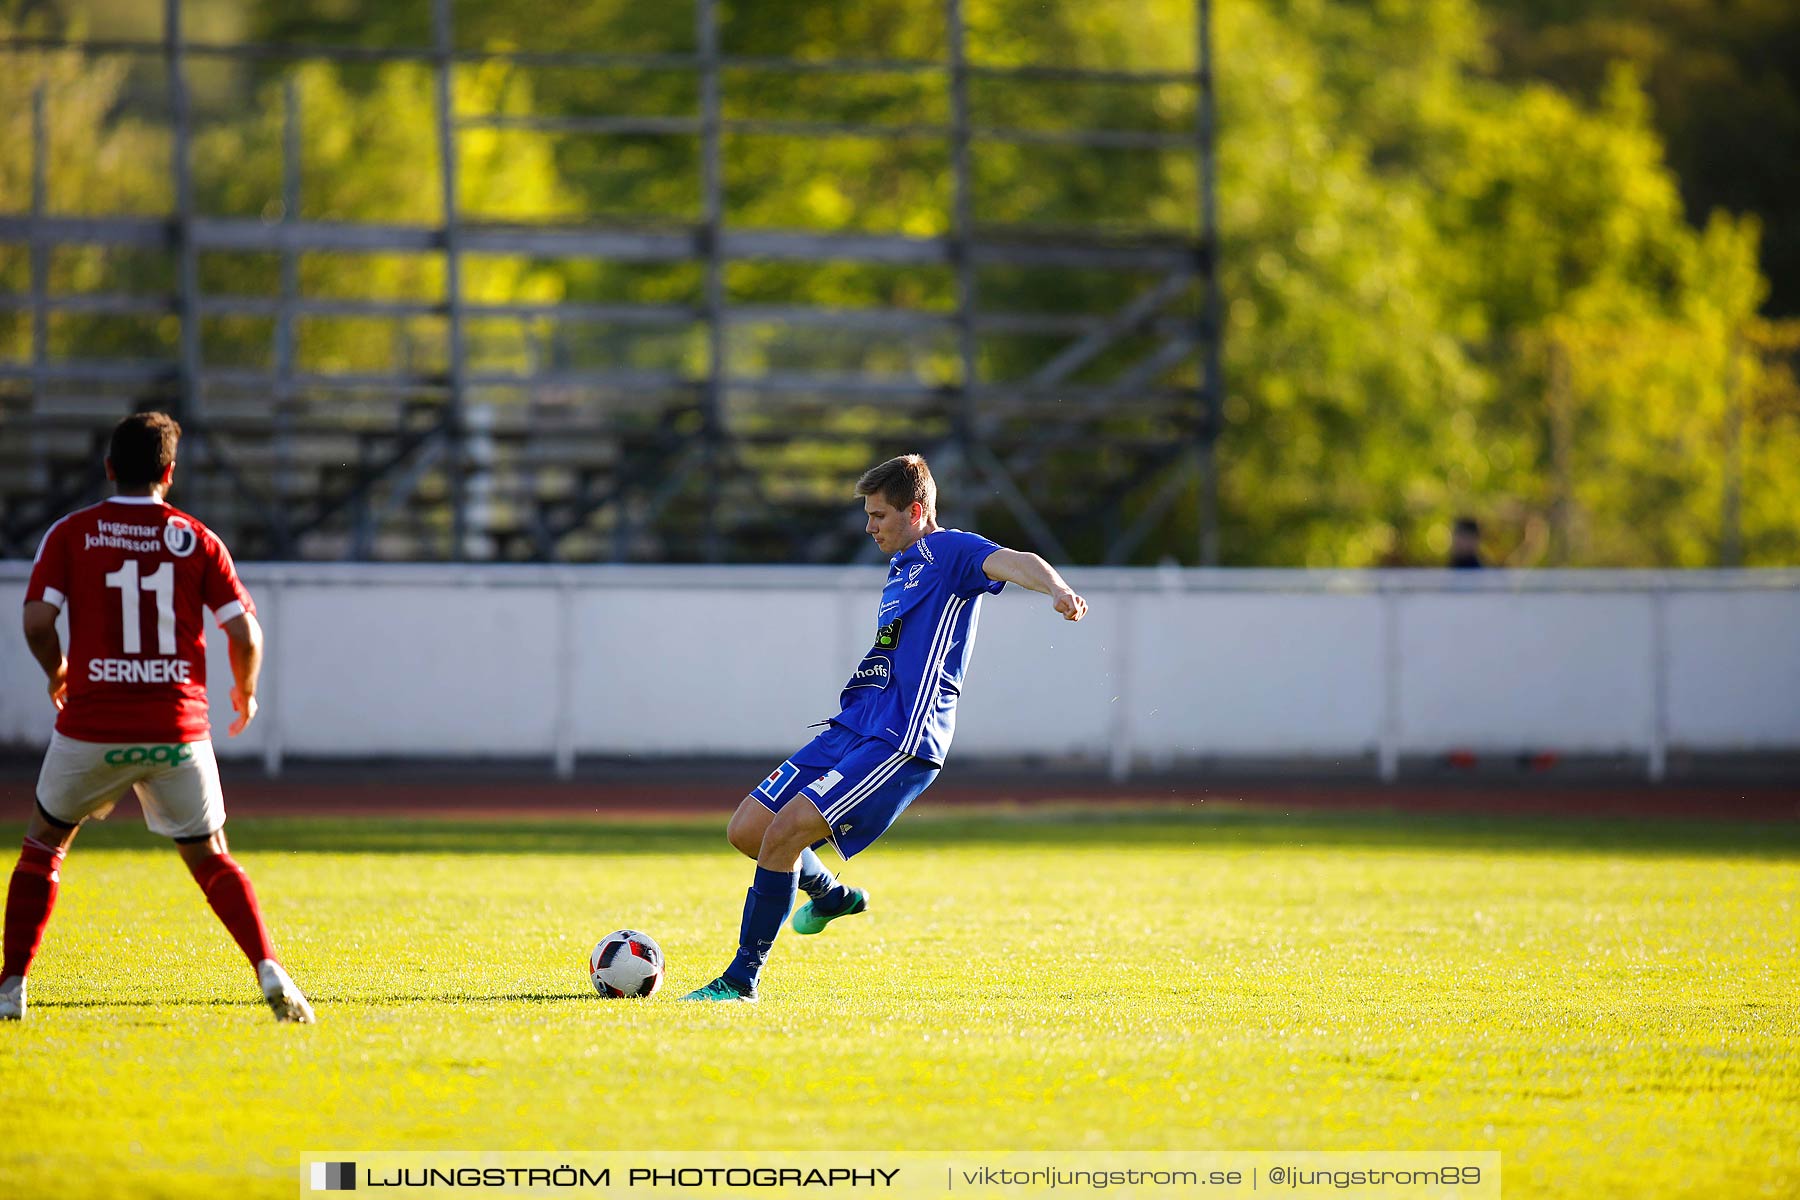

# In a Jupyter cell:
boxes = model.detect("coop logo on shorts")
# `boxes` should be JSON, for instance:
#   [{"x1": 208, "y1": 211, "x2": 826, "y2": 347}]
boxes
[
  {"x1": 846, "y1": 654, "x2": 892, "y2": 690},
  {"x1": 162, "y1": 516, "x2": 197, "y2": 558},
  {"x1": 104, "y1": 743, "x2": 194, "y2": 766},
  {"x1": 310, "y1": 1161, "x2": 356, "y2": 1191}
]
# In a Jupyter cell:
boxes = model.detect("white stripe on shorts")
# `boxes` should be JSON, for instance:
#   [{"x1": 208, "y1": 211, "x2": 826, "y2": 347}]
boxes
[{"x1": 822, "y1": 751, "x2": 909, "y2": 825}]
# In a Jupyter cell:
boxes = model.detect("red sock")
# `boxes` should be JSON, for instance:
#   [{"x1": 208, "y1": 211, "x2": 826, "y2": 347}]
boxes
[
  {"x1": 187, "y1": 853, "x2": 277, "y2": 966},
  {"x1": 3, "y1": 837, "x2": 66, "y2": 979}
]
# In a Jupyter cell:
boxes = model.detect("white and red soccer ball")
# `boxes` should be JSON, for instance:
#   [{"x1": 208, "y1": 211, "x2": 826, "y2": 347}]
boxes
[{"x1": 588, "y1": 930, "x2": 665, "y2": 998}]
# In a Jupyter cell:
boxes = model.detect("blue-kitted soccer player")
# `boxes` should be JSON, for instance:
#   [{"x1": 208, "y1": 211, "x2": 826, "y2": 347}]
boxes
[{"x1": 681, "y1": 454, "x2": 1087, "y2": 1002}]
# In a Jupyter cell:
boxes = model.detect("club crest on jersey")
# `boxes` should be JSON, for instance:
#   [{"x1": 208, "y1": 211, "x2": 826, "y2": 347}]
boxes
[
  {"x1": 904, "y1": 563, "x2": 925, "y2": 589},
  {"x1": 163, "y1": 517, "x2": 197, "y2": 558},
  {"x1": 846, "y1": 653, "x2": 892, "y2": 690}
]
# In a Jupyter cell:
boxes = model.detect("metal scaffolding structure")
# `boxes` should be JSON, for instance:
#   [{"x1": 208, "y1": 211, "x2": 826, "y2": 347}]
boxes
[{"x1": 0, "y1": 0, "x2": 1220, "y2": 564}]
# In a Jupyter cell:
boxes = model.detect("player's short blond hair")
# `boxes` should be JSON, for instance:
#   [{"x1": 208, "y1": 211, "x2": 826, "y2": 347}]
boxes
[{"x1": 856, "y1": 454, "x2": 936, "y2": 520}]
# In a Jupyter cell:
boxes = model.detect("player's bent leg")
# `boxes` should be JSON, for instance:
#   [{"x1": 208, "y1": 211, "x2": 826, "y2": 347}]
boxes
[
  {"x1": 175, "y1": 832, "x2": 314, "y2": 1024},
  {"x1": 681, "y1": 798, "x2": 828, "y2": 1003},
  {"x1": 726, "y1": 795, "x2": 775, "y2": 860},
  {"x1": 1, "y1": 807, "x2": 81, "y2": 1019},
  {"x1": 12, "y1": 731, "x2": 137, "y2": 1017},
  {"x1": 794, "y1": 843, "x2": 854, "y2": 915},
  {"x1": 791, "y1": 741, "x2": 933, "y2": 935},
  {"x1": 755, "y1": 795, "x2": 832, "y2": 871},
  {"x1": 176, "y1": 830, "x2": 275, "y2": 966}
]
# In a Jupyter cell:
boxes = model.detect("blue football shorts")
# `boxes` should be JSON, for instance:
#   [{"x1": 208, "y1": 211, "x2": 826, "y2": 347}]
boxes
[{"x1": 750, "y1": 722, "x2": 940, "y2": 859}]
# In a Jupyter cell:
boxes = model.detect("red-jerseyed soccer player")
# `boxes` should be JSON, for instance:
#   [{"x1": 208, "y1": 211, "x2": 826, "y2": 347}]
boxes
[{"x1": 2, "y1": 411, "x2": 314, "y2": 1023}]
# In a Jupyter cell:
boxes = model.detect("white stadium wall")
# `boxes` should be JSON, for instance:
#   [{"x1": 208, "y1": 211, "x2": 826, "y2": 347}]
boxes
[{"x1": 3, "y1": 564, "x2": 1798, "y2": 780}]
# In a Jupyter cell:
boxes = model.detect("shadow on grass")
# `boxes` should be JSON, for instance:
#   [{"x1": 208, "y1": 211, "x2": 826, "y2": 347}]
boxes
[
  {"x1": 2, "y1": 806, "x2": 1794, "y2": 860},
  {"x1": 334, "y1": 992, "x2": 593, "y2": 1005},
  {"x1": 33, "y1": 998, "x2": 266, "y2": 1009},
  {"x1": 32, "y1": 992, "x2": 590, "y2": 1010}
]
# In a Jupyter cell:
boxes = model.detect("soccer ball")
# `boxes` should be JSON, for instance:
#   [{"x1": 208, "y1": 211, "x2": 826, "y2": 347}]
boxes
[{"x1": 588, "y1": 930, "x2": 665, "y2": 998}]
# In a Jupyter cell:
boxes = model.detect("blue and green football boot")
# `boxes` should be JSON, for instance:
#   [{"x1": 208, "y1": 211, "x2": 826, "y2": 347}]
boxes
[
  {"x1": 678, "y1": 976, "x2": 757, "y2": 1003},
  {"x1": 790, "y1": 887, "x2": 869, "y2": 936}
]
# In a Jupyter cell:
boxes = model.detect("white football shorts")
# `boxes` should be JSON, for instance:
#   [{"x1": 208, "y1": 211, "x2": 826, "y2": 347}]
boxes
[{"x1": 36, "y1": 731, "x2": 226, "y2": 840}]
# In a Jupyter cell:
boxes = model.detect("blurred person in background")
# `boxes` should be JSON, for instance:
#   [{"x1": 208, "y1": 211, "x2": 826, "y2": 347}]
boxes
[{"x1": 1449, "y1": 516, "x2": 1485, "y2": 569}]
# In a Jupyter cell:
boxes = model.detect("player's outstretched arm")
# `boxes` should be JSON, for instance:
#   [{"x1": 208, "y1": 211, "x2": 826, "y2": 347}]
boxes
[
  {"x1": 221, "y1": 611, "x2": 263, "y2": 736},
  {"x1": 22, "y1": 601, "x2": 68, "y2": 710},
  {"x1": 981, "y1": 548, "x2": 1088, "y2": 622}
]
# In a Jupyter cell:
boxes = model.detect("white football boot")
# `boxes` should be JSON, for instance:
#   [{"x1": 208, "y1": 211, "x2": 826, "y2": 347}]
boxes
[
  {"x1": 257, "y1": 959, "x2": 315, "y2": 1024},
  {"x1": 0, "y1": 975, "x2": 24, "y2": 1020}
]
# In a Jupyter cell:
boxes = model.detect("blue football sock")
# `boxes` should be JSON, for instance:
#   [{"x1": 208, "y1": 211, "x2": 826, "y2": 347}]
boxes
[
  {"x1": 722, "y1": 866, "x2": 797, "y2": 994},
  {"x1": 797, "y1": 846, "x2": 855, "y2": 915}
]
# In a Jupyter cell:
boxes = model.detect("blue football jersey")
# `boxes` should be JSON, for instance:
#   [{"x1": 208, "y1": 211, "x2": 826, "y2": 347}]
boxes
[{"x1": 831, "y1": 528, "x2": 1005, "y2": 765}]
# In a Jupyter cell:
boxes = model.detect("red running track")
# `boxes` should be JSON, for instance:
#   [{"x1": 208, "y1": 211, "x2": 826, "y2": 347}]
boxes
[{"x1": 3, "y1": 772, "x2": 1793, "y2": 822}]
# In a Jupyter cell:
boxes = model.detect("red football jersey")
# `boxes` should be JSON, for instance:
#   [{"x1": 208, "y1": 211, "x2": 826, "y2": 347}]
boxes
[{"x1": 24, "y1": 495, "x2": 255, "y2": 743}]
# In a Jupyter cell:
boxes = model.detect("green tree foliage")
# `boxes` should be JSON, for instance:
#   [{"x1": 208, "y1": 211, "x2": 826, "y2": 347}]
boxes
[
  {"x1": 1480, "y1": 0, "x2": 1800, "y2": 316},
  {"x1": 189, "y1": 59, "x2": 577, "y2": 377},
  {"x1": 1187, "y1": 0, "x2": 1784, "y2": 565},
  {"x1": 3, "y1": 0, "x2": 1794, "y2": 564},
  {"x1": 0, "y1": 47, "x2": 173, "y2": 363}
]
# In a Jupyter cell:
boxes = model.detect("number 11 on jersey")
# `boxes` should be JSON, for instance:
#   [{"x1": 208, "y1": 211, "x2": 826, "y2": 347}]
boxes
[{"x1": 104, "y1": 559, "x2": 176, "y2": 655}]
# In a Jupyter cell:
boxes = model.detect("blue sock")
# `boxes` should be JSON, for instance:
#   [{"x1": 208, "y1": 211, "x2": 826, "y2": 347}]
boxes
[
  {"x1": 797, "y1": 846, "x2": 855, "y2": 915},
  {"x1": 722, "y1": 866, "x2": 797, "y2": 994}
]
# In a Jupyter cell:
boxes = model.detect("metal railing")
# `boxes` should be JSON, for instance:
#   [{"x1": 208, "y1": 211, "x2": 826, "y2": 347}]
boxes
[{"x1": 0, "y1": 0, "x2": 1221, "y2": 565}]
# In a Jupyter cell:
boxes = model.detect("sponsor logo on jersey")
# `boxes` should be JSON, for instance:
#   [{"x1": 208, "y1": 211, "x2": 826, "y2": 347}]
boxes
[
  {"x1": 916, "y1": 538, "x2": 934, "y2": 564},
  {"x1": 874, "y1": 616, "x2": 902, "y2": 650},
  {"x1": 756, "y1": 760, "x2": 799, "y2": 802},
  {"x1": 85, "y1": 521, "x2": 165, "y2": 553},
  {"x1": 807, "y1": 770, "x2": 844, "y2": 797},
  {"x1": 163, "y1": 516, "x2": 198, "y2": 557},
  {"x1": 104, "y1": 743, "x2": 196, "y2": 766},
  {"x1": 839, "y1": 822, "x2": 853, "y2": 834},
  {"x1": 845, "y1": 653, "x2": 893, "y2": 690},
  {"x1": 88, "y1": 657, "x2": 193, "y2": 684}
]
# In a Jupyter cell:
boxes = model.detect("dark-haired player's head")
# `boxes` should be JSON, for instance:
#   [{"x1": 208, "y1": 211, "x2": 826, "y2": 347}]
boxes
[
  {"x1": 107, "y1": 410, "x2": 182, "y2": 492},
  {"x1": 856, "y1": 454, "x2": 938, "y2": 555}
]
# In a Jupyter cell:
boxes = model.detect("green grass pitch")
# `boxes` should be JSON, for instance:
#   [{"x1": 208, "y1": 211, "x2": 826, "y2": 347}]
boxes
[{"x1": 0, "y1": 806, "x2": 1794, "y2": 1199}]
